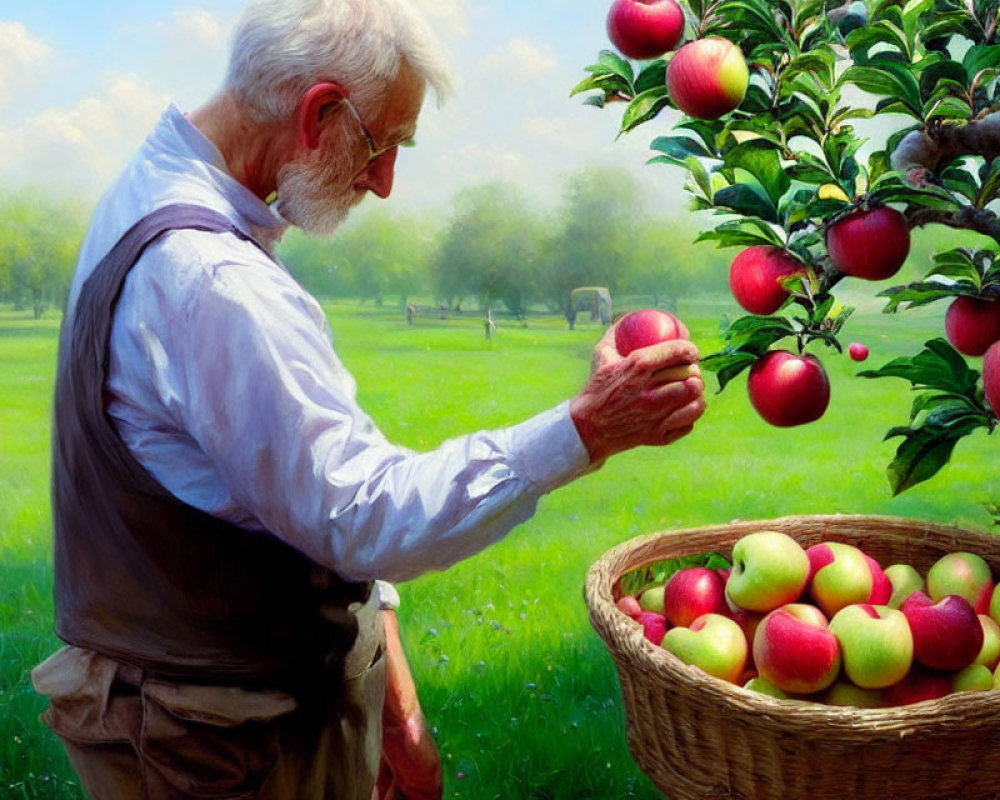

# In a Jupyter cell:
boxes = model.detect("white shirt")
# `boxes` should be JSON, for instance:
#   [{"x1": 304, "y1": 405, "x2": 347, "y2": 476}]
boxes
[{"x1": 68, "y1": 105, "x2": 591, "y2": 585}]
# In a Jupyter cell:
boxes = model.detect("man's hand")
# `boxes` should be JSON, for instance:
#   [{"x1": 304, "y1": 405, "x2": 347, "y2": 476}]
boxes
[
  {"x1": 375, "y1": 610, "x2": 442, "y2": 800},
  {"x1": 569, "y1": 322, "x2": 706, "y2": 466}
]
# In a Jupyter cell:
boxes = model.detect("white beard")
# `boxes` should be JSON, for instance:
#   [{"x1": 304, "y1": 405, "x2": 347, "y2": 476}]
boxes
[{"x1": 273, "y1": 142, "x2": 363, "y2": 237}]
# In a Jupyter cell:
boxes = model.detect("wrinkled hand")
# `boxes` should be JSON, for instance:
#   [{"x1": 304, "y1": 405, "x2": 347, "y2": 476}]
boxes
[
  {"x1": 374, "y1": 610, "x2": 442, "y2": 800},
  {"x1": 569, "y1": 323, "x2": 706, "y2": 466}
]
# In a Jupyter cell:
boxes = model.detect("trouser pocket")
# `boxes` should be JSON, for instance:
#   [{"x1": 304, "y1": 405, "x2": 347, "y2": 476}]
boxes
[{"x1": 139, "y1": 680, "x2": 298, "y2": 798}]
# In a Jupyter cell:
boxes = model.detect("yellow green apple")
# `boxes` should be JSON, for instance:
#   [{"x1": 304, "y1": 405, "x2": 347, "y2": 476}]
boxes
[
  {"x1": 806, "y1": 541, "x2": 874, "y2": 617},
  {"x1": 974, "y1": 614, "x2": 1000, "y2": 670},
  {"x1": 726, "y1": 530, "x2": 810, "y2": 612},
  {"x1": 829, "y1": 604, "x2": 913, "y2": 689},
  {"x1": 822, "y1": 680, "x2": 883, "y2": 708},
  {"x1": 885, "y1": 563, "x2": 924, "y2": 609},
  {"x1": 662, "y1": 612, "x2": 748, "y2": 683},
  {"x1": 952, "y1": 663, "x2": 994, "y2": 693}
]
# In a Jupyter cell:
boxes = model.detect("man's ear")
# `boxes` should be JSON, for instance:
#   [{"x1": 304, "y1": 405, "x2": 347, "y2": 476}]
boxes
[{"x1": 298, "y1": 82, "x2": 348, "y2": 150}]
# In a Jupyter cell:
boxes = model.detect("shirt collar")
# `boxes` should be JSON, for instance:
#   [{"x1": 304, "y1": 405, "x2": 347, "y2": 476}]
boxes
[{"x1": 156, "y1": 104, "x2": 289, "y2": 249}]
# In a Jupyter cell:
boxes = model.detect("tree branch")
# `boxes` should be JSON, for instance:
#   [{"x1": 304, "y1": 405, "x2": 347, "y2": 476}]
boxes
[
  {"x1": 892, "y1": 111, "x2": 1000, "y2": 186},
  {"x1": 906, "y1": 205, "x2": 1000, "y2": 244}
]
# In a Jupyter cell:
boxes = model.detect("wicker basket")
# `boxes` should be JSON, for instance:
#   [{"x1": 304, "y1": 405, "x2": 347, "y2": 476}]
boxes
[{"x1": 585, "y1": 514, "x2": 1000, "y2": 800}]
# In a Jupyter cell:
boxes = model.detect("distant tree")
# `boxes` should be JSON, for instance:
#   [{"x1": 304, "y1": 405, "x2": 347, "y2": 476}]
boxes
[
  {"x1": 541, "y1": 167, "x2": 644, "y2": 323},
  {"x1": 0, "y1": 191, "x2": 86, "y2": 318},
  {"x1": 431, "y1": 182, "x2": 545, "y2": 317},
  {"x1": 281, "y1": 209, "x2": 436, "y2": 305}
]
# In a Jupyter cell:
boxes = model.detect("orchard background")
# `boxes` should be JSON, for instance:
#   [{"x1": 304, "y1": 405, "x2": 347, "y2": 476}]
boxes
[{"x1": 4, "y1": 0, "x2": 1000, "y2": 798}]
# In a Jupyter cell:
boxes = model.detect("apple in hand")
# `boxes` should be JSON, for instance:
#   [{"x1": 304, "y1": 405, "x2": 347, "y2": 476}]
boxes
[
  {"x1": 885, "y1": 563, "x2": 925, "y2": 609},
  {"x1": 806, "y1": 542, "x2": 874, "y2": 617},
  {"x1": 662, "y1": 612, "x2": 748, "y2": 683},
  {"x1": 666, "y1": 37, "x2": 748, "y2": 120},
  {"x1": 726, "y1": 530, "x2": 810, "y2": 612},
  {"x1": 944, "y1": 295, "x2": 1000, "y2": 357},
  {"x1": 747, "y1": 350, "x2": 831, "y2": 427},
  {"x1": 614, "y1": 309, "x2": 689, "y2": 356},
  {"x1": 637, "y1": 610, "x2": 668, "y2": 645},
  {"x1": 829, "y1": 604, "x2": 913, "y2": 689},
  {"x1": 606, "y1": 0, "x2": 685, "y2": 60},
  {"x1": 728, "y1": 246, "x2": 806, "y2": 316},
  {"x1": 661, "y1": 567, "x2": 728, "y2": 627},
  {"x1": 753, "y1": 603, "x2": 841, "y2": 694},
  {"x1": 825, "y1": 205, "x2": 910, "y2": 281},
  {"x1": 926, "y1": 551, "x2": 995, "y2": 614},
  {"x1": 983, "y1": 340, "x2": 1000, "y2": 418},
  {"x1": 882, "y1": 665, "x2": 953, "y2": 706},
  {"x1": 901, "y1": 591, "x2": 983, "y2": 671}
]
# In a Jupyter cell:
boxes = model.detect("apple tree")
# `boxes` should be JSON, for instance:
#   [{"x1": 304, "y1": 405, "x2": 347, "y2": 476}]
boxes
[{"x1": 575, "y1": 0, "x2": 1000, "y2": 497}]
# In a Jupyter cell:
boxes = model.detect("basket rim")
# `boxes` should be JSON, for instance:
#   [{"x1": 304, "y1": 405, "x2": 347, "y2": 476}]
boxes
[{"x1": 585, "y1": 513, "x2": 1000, "y2": 733}]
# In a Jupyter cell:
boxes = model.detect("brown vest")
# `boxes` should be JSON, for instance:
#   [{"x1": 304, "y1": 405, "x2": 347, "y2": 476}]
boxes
[{"x1": 51, "y1": 204, "x2": 371, "y2": 688}]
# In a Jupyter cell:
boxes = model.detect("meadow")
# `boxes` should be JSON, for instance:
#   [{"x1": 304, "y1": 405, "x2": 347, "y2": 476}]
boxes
[{"x1": 2, "y1": 296, "x2": 999, "y2": 799}]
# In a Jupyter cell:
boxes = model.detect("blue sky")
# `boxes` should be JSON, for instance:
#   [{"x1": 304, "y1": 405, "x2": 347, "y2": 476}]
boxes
[{"x1": 0, "y1": 0, "x2": 689, "y2": 219}]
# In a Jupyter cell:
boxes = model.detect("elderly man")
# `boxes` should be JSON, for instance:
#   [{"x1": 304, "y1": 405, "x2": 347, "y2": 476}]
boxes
[{"x1": 32, "y1": 0, "x2": 706, "y2": 798}]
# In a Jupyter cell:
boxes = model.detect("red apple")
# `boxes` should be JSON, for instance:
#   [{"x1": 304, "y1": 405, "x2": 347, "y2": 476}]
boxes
[
  {"x1": 865, "y1": 555, "x2": 892, "y2": 606},
  {"x1": 753, "y1": 603, "x2": 841, "y2": 694},
  {"x1": 747, "y1": 350, "x2": 831, "y2": 427},
  {"x1": 614, "y1": 308, "x2": 689, "y2": 356},
  {"x1": 882, "y1": 665, "x2": 953, "y2": 706},
  {"x1": 944, "y1": 295, "x2": 1000, "y2": 357},
  {"x1": 900, "y1": 591, "x2": 984, "y2": 671},
  {"x1": 984, "y1": 340, "x2": 1000, "y2": 417},
  {"x1": 637, "y1": 610, "x2": 668, "y2": 645},
  {"x1": 728, "y1": 246, "x2": 806, "y2": 316},
  {"x1": 606, "y1": 0, "x2": 685, "y2": 60},
  {"x1": 848, "y1": 342, "x2": 869, "y2": 362},
  {"x1": 661, "y1": 567, "x2": 728, "y2": 627},
  {"x1": 825, "y1": 205, "x2": 910, "y2": 281},
  {"x1": 666, "y1": 37, "x2": 749, "y2": 120}
]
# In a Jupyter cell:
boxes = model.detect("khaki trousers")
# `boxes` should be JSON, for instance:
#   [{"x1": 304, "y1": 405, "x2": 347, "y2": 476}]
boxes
[{"x1": 32, "y1": 638, "x2": 386, "y2": 800}]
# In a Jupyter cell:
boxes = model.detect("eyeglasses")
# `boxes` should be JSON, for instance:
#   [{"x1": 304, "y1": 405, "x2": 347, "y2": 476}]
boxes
[{"x1": 340, "y1": 97, "x2": 414, "y2": 165}]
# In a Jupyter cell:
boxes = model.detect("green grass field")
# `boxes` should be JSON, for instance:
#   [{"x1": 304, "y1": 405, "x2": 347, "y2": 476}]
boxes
[{"x1": 2, "y1": 297, "x2": 999, "y2": 799}]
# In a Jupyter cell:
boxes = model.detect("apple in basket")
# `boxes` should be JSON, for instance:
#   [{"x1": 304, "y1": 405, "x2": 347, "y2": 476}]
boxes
[
  {"x1": 725, "y1": 530, "x2": 810, "y2": 613},
  {"x1": 829, "y1": 604, "x2": 913, "y2": 689},
  {"x1": 926, "y1": 551, "x2": 995, "y2": 614},
  {"x1": 662, "y1": 613, "x2": 747, "y2": 683},
  {"x1": 885, "y1": 563, "x2": 924, "y2": 609},
  {"x1": 806, "y1": 542, "x2": 875, "y2": 617},
  {"x1": 661, "y1": 566, "x2": 728, "y2": 627},
  {"x1": 901, "y1": 591, "x2": 983, "y2": 671},
  {"x1": 753, "y1": 603, "x2": 841, "y2": 694}
]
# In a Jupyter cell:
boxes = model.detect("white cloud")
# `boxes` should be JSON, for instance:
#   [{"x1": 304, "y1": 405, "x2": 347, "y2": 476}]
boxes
[
  {"x1": 479, "y1": 36, "x2": 558, "y2": 83},
  {"x1": 153, "y1": 8, "x2": 228, "y2": 51},
  {"x1": 410, "y1": 0, "x2": 470, "y2": 38},
  {"x1": 0, "y1": 21, "x2": 53, "y2": 108},
  {"x1": 0, "y1": 73, "x2": 169, "y2": 196}
]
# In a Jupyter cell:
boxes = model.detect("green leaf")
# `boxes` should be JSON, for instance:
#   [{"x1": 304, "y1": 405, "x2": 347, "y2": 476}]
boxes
[
  {"x1": 648, "y1": 134, "x2": 714, "y2": 166},
  {"x1": 877, "y1": 280, "x2": 970, "y2": 312},
  {"x1": 700, "y1": 350, "x2": 759, "y2": 392},
  {"x1": 964, "y1": 45, "x2": 1000, "y2": 80},
  {"x1": 884, "y1": 424, "x2": 968, "y2": 494},
  {"x1": 695, "y1": 219, "x2": 785, "y2": 249},
  {"x1": 721, "y1": 140, "x2": 791, "y2": 207},
  {"x1": 858, "y1": 338, "x2": 979, "y2": 394},
  {"x1": 634, "y1": 59, "x2": 668, "y2": 95},
  {"x1": 596, "y1": 50, "x2": 635, "y2": 84},
  {"x1": 713, "y1": 183, "x2": 779, "y2": 223},
  {"x1": 620, "y1": 86, "x2": 670, "y2": 133}
]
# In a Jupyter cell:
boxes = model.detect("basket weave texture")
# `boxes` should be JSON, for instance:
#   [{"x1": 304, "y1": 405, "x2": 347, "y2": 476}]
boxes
[{"x1": 585, "y1": 514, "x2": 1000, "y2": 800}]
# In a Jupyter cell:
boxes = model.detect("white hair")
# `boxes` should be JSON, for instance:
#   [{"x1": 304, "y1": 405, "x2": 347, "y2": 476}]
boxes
[{"x1": 225, "y1": 0, "x2": 455, "y2": 123}]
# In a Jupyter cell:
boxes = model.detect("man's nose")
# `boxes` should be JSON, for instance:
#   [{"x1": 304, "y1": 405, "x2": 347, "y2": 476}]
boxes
[{"x1": 356, "y1": 148, "x2": 398, "y2": 199}]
